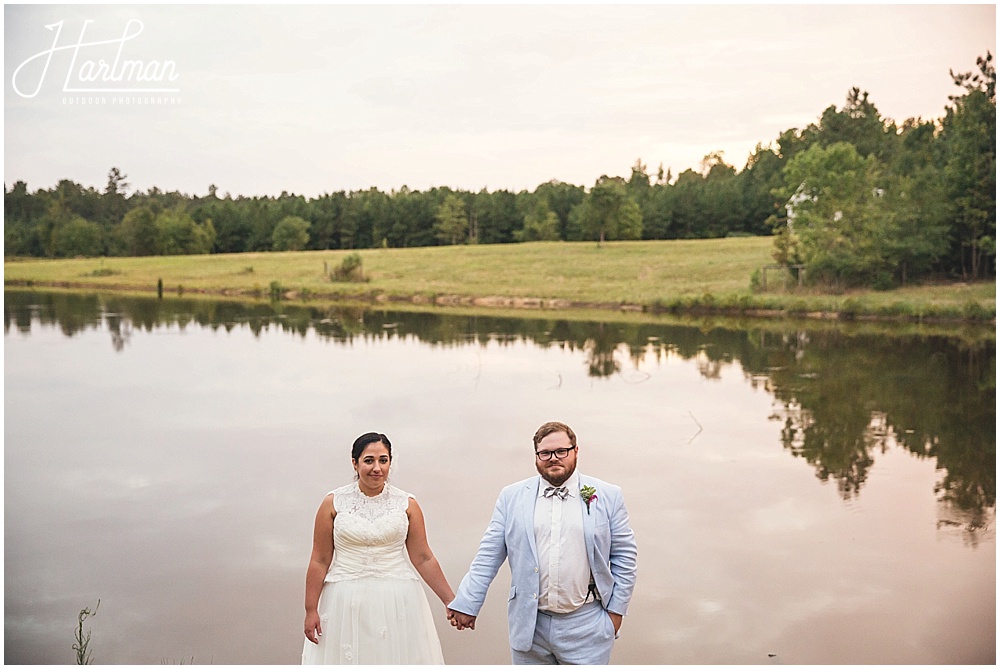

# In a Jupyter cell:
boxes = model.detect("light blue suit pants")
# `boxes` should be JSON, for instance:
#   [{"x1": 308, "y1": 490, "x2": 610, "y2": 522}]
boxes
[{"x1": 510, "y1": 600, "x2": 616, "y2": 665}]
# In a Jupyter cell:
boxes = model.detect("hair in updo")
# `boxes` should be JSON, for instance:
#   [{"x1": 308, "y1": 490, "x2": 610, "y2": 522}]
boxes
[{"x1": 352, "y1": 432, "x2": 392, "y2": 462}]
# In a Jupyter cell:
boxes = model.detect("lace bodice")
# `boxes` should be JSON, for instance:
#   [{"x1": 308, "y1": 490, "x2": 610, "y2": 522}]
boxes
[{"x1": 325, "y1": 483, "x2": 420, "y2": 582}]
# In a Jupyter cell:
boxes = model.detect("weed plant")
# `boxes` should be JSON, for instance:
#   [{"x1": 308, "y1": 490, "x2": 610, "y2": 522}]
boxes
[{"x1": 73, "y1": 600, "x2": 99, "y2": 665}]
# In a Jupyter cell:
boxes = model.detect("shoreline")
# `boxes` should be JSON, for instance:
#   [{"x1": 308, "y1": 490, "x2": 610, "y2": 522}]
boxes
[
  {"x1": 5, "y1": 277, "x2": 995, "y2": 327},
  {"x1": 4, "y1": 240, "x2": 995, "y2": 327}
]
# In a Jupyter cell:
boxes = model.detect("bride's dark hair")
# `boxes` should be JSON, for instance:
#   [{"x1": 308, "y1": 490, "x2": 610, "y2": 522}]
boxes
[{"x1": 352, "y1": 432, "x2": 392, "y2": 462}]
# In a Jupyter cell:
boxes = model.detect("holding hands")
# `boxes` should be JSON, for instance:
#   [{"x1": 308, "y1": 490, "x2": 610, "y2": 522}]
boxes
[{"x1": 447, "y1": 607, "x2": 477, "y2": 631}]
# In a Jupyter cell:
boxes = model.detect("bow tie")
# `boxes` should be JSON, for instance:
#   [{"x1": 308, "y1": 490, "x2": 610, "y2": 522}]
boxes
[{"x1": 543, "y1": 486, "x2": 569, "y2": 500}]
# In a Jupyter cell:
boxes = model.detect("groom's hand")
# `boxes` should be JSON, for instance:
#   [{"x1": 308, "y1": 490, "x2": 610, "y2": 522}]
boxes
[
  {"x1": 608, "y1": 612, "x2": 623, "y2": 636},
  {"x1": 447, "y1": 608, "x2": 477, "y2": 631}
]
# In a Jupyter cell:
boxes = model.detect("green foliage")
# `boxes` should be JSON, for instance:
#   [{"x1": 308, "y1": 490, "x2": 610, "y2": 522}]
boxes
[
  {"x1": 777, "y1": 141, "x2": 943, "y2": 289},
  {"x1": 639, "y1": 184, "x2": 674, "y2": 239},
  {"x1": 103, "y1": 167, "x2": 130, "y2": 227},
  {"x1": 470, "y1": 188, "x2": 520, "y2": 244},
  {"x1": 815, "y1": 87, "x2": 898, "y2": 162},
  {"x1": 4, "y1": 216, "x2": 47, "y2": 257},
  {"x1": 120, "y1": 207, "x2": 158, "y2": 256},
  {"x1": 839, "y1": 297, "x2": 864, "y2": 319},
  {"x1": 534, "y1": 180, "x2": 585, "y2": 240},
  {"x1": 54, "y1": 217, "x2": 103, "y2": 257},
  {"x1": 155, "y1": 209, "x2": 215, "y2": 256},
  {"x1": 434, "y1": 194, "x2": 468, "y2": 245},
  {"x1": 739, "y1": 144, "x2": 786, "y2": 235},
  {"x1": 879, "y1": 172, "x2": 948, "y2": 284},
  {"x1": 874, "y1": 302, "x2": 914, "y2": 319},
  {"x1": 769, "y1": 214, "x2": 801, "y2": 266},
  {"x1": 666, "y1": 169, "x2": 711, "y2": 239},
  {"x1": 962, "y1": 299, "x2": 993, "y2": 321},
  {"x1": 570, "y1": 176, "x2": 643, "y2": 244},
  {"x1": 699, "y1": 154, "x2": 745, "y2": 237},
  {"x1": 768, "y1": 76, "x2": 991, "y2": 288},
  {"x1": 940, "y1": 52, "x2": 996, "y2": 279},
  {"x1": 2, "y1": 54, "x2": 994, "y2": 284},
  {"x1": 272, "y1": 215, "x2": 311, "y2": 251},
  {"x1": 269, "y1": 280, "x2": 284, "y2": 301},
  {"x1": 517, "y1": 200, "x2": 561, "y2": 242},
  {"x1": 84, "y1": 265, "x2": 119, "y2": 277},
  {"x1": 784, "y1": 299, "x2": 810, "y2": 316},
  {"x1": 764, "y1": 55, "x2": 995, "y2": 287},
  {"x1": 329, "y1": 253, "x2": 367, "y2": 282}
]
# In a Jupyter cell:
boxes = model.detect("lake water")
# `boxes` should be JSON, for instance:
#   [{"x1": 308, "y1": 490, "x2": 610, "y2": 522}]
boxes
[{"x1": 4, "y1": 290, "x2": 995, "y2": 664}]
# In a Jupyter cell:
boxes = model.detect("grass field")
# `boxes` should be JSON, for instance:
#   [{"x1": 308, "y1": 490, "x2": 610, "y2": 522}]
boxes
[{"x1": 4, "y1": 238, "x2": 996, "y2": 322}]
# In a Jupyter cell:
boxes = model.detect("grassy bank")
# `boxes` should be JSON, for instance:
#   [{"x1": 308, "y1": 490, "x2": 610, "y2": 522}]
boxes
[{"x1": 4, "y1": 238, "x2": 996, "y2": 322}]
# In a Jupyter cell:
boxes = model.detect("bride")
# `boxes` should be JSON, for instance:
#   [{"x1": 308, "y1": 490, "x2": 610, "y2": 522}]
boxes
[{"x1": 302, "y1": 432, "x2": 455, "y2": 664}]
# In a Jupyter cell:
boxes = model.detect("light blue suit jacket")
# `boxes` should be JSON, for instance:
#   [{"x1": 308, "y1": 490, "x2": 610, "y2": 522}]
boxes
[{"x1": 450, "y1": 473, "x2": 638, "y2": 652}]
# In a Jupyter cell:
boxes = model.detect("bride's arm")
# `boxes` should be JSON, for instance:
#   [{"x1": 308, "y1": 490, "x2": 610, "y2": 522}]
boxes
[
  {"x1": 405, "y1": 498, "x2": 456, "y2": 607},
  {"x1": 303, "y1": 493, "x2": 336, "y2": 644}
]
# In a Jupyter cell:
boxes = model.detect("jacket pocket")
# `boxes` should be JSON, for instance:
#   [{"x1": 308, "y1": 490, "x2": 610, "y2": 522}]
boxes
[{"x1": 508, "y1": 585, "x2": 517, "y2": 601}]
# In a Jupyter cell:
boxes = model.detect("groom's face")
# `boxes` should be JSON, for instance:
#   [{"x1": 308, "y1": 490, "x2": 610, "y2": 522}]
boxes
[{"x1": 534, "y1": 430, "x2": 578, "y2": 486}]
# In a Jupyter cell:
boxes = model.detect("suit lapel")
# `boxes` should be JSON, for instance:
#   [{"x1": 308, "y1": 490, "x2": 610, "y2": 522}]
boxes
[
  {"x1": 523, "y1": 476, "x2": 540, "y2": 563},
  {"x1": 580, "y1": 474, "x2": 597, "y2": 566}
]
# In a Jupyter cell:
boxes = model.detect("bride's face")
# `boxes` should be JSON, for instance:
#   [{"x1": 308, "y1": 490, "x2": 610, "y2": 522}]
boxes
[{"x1": 354, "y1": 442, "x2": 391, "y2": 493}]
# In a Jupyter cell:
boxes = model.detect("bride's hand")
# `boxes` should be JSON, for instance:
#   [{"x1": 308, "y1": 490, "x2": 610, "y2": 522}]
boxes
[
  {"x1": 304, "y1": 611, "x2": 323, "y2": 644},
  {"x1": 447, "y1": 608, "x2": 476, "y2": 631}
]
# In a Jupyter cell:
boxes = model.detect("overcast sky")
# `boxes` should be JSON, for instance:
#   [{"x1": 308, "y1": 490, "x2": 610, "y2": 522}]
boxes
[{"x1": 4, "y1": 3, "x2": 996, "y2": 199}]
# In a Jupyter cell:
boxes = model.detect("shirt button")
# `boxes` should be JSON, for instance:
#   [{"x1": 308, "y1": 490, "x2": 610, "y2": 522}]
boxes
[
  {"x1": 532, "y1": 594, "x2": 537, "y2": 599},
  {"x1": 534, "y1": 568, "x2": 539, "y2": 573}
]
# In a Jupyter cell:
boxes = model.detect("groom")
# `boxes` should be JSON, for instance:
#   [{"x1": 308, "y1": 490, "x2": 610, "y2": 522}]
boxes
[{"x1": 448, "y1": 421, "x2": 638, "y2": 664}]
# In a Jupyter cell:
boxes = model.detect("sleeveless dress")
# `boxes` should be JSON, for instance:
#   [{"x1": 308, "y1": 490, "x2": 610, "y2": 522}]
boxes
[{"x1": 301, "y1": 483, "x2": 445, "y2": 665}]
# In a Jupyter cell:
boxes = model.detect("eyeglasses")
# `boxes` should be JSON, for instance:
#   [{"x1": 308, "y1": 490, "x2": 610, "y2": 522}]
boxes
[{"x1": 535, "y1": 446, "x2": 577, "y2": 461}]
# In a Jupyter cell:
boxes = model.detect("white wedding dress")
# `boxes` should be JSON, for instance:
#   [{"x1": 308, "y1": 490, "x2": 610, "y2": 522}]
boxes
[{"x1": 302, "y1": 483, "x2": 445, "y2": 665}]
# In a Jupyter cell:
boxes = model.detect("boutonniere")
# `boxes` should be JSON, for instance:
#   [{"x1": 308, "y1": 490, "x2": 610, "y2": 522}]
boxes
[{"x1": 580, "y1": 485, "x2": 598, "y2": 514}]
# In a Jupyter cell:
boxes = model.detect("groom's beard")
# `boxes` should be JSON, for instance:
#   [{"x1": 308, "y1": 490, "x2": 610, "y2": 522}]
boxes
[{"x1": 536, "y1": 458, "x2": 576, "y2": 486}]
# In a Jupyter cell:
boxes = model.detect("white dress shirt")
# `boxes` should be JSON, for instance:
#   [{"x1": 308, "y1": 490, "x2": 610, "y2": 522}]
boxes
[{"x1": 534, "y1": 471, "x2": 592, "y2": 613}]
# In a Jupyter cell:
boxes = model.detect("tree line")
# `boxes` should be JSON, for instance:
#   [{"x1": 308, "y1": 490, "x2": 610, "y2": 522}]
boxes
[
  {"x1": 5, "y1": 54, "x2": 994, "y2": 286},
  {"x1": 769, "y1": 53, "x2": 996, "y2": 287}
]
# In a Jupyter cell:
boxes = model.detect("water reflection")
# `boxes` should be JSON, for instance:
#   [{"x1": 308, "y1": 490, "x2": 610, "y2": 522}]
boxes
[
  {"x1": 4, "y1": 290, "x2": 996, "y2": 664},
  {"x1": 6, "y1": 289, "x2": 994, "y2": 536},
  {"x1": 763, "y1": 332, "x2": 996, "y2": 545}
]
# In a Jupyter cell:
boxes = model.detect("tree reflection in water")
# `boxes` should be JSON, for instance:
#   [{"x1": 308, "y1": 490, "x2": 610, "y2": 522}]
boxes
[
  {"x1": 758, "y1": 329, "x2": 995, "y2": 545},
  {"x1": 5, "y1": 289, "x2": 994, "y2": 543}
]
